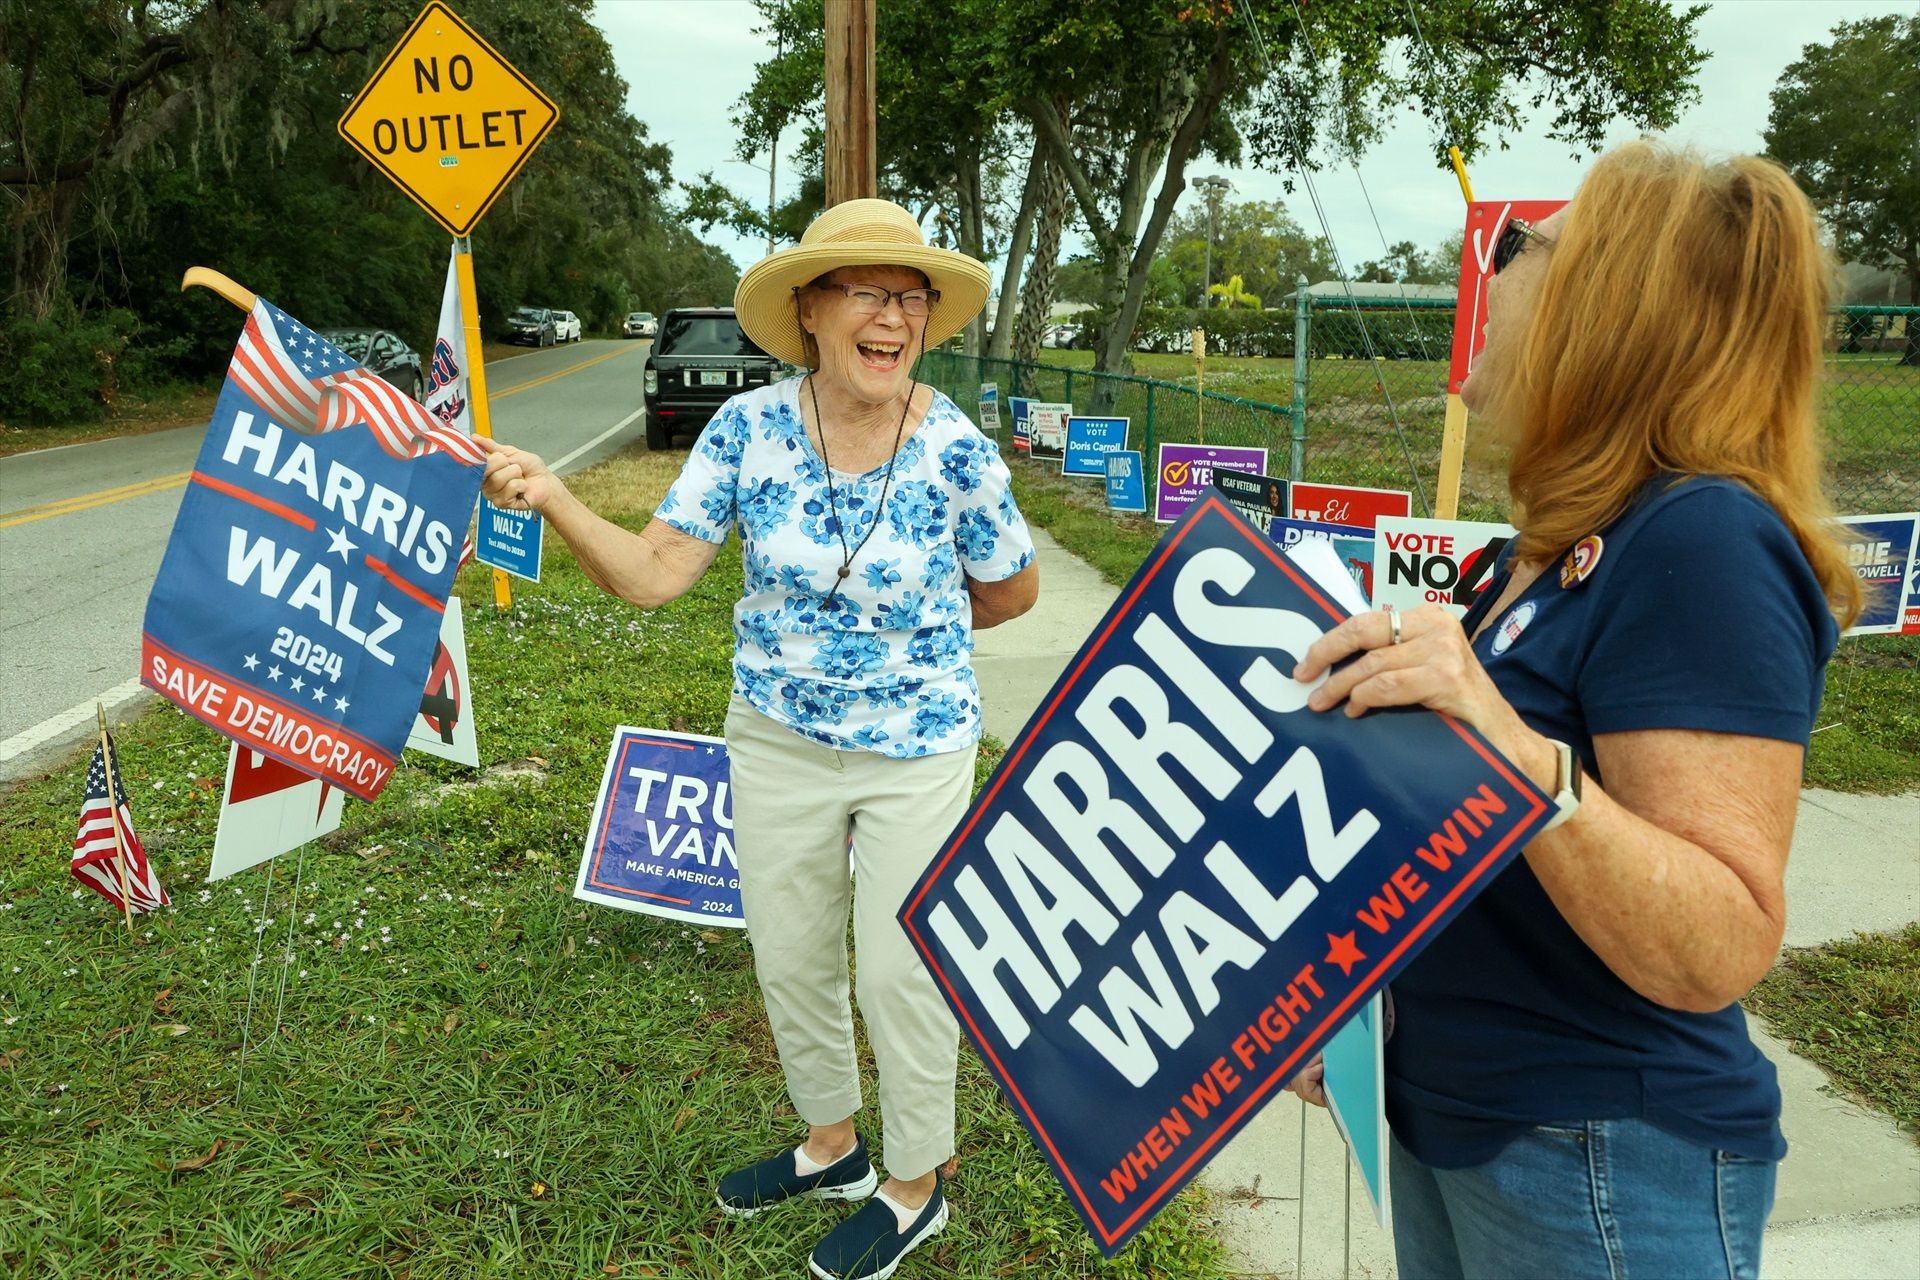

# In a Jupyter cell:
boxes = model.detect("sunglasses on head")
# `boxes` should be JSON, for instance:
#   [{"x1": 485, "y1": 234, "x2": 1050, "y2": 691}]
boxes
[{"x1": 1493, "y1": 218, "x2": 1555, "y2": 274}]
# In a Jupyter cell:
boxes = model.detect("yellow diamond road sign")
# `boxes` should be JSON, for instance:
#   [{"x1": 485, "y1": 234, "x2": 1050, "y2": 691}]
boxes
[{"x1": 338, "y1": 1, "x2": 558, "y2": 238}]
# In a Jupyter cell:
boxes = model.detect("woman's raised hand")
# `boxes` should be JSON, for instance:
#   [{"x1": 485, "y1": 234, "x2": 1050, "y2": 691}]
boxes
[{"x1": 480, "y1": 438, "x2": 558, "y2": 514}]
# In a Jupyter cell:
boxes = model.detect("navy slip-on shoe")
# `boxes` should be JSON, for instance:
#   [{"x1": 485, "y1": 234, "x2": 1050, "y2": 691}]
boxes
[
  {"x1": 807, "y1": 1172, "x2": 948, "y2": 1280},
  {"x1": 715, "y1": 1134, "x2": 878, "y2": 1218}
]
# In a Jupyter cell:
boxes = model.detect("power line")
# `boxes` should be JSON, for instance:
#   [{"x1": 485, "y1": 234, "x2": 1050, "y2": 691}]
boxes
[{"x1": 1233, "y1": 0, "x2": 1432, "y2": 515}]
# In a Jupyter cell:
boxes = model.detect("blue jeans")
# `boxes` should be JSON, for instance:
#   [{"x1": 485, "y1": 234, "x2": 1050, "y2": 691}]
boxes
[{"x1": 1390, "y1": 1120, "x2": 1776, "y2": 1279}]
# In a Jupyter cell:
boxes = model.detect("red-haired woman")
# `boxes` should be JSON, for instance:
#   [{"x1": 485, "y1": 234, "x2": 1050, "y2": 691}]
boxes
[{"x1": 1292, "y1": 143, "x2": 1863, "y2": 1279}]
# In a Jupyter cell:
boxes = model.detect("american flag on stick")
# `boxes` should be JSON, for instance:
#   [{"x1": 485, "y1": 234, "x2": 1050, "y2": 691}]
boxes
[
  {"x1": 73, "y1": 728, "x2": 169, "y2": 917},
  {"x1": 229, "y1": 299, "x2": 487, "y2": 467}
]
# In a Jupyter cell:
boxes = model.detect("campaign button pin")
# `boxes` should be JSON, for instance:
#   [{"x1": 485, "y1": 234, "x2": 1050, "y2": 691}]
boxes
[
  {"x1": 1560, "y1": 534, "x2": 1604, "y2": 588},
  {"x1": 1491, "y1": 600, "x2": 1536, "y2": 655}
]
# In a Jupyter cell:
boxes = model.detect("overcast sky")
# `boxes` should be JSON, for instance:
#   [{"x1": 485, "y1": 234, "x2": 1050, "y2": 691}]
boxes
[{"x1": 597, "y1": 0, "x2": 1908, "y2": 283}]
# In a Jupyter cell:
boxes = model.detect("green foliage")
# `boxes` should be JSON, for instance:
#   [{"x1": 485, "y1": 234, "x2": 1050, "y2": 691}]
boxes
[
  {"x1": 0, "y1": 307, "x2": 184, "y2": 425},
  {"x1": 1205, "y1": 275, "x2": 1259, "y2": 309},
  {"x1": 1765, "y1": 14, "x2": 1920, "y2": 305},
  {"x1": 1748, "y1": 925, "x2": 1920, "y2": 1137},
  {"x1": 1159, "y1": 198, "x2": 1334, "y2": 307},
  {"x1": 4, "y1": 0, "x2": 740, "y2": 422}
]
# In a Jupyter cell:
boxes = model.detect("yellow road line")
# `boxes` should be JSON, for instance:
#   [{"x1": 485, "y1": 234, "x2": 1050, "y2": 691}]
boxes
[
  {"x1": 1, "y1": 348, "x2": 637, "y2": 528},
  {"x1": 0, "y1": 471, "x2": 191, "y2": 529},
  {"x1": 493, "y1": 344, "x2": 638, "y2": 399}
]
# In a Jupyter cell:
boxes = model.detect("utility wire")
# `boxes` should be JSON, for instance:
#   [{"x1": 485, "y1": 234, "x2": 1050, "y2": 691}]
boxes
[
  {"x1": 1234, "y1": 0, "x2": 1432, "y2": 514},
  {"x1": 1284, "y1": 0, "x2": 1444, "y2": 370}
]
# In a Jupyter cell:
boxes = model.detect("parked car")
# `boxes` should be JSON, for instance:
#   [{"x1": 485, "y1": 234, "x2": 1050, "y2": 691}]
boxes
[
  {"x1": 1041, "y1": 322, "x2": 1082, "y2": 349},
  {"x1": 552, "y1": 310, "x2": 582, "y2": 343},
  {"x1": 319, "y1": 328, "x2": 425, "y2": 400},
  {"x1": 505, "y1": 306, "x2": 557, "y2": 347},
  {"x1": 642, "y1": 307, "x2": 783, "y2": 450},
  {"x1": 622, "y1": 310, "x2": 657, "y2": 339}
]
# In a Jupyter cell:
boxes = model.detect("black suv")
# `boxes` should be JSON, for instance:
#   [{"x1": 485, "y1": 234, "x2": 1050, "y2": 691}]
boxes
[{"x1": 643, "y1": 307, "x2": 785, "y2": 449}]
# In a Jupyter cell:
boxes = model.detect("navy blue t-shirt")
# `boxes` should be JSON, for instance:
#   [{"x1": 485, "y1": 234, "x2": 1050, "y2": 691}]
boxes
[{"x1": 1385, "y1": 475, "x2": 1838, "y2": 1168}]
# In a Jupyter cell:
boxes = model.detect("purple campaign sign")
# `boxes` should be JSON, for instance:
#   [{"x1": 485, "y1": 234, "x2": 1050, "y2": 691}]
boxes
[
  {"x1": 899, "y1": 496, "x2": 1552, "y2": 1255},
  {"x1": 1154, "y1": 443, "x2": 1267, "y2": 523}
]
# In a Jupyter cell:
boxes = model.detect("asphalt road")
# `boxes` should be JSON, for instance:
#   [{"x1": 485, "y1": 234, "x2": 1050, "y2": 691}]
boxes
[{"x1": 0, "y1": 337, "x2": 652, "y2": 785}]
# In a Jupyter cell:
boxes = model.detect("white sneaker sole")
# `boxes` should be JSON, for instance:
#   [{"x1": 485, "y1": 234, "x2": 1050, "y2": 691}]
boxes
[
  {"x1": 715, "y1": 1166, "x2": 878, "y2": 1219},
  {"x1": 808, "y1": 1200, "x2": 949, "y2": 1280}
]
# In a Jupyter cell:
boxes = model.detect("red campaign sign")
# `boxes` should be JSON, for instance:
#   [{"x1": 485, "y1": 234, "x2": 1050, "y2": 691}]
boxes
[
  {"x1": 1446, "y1": 199, "x2": 1569, "y2": 395},
  {"x1": 227, "y1": 747, "x2": 332, "y2": 815},
  {"x1": 1289, "y1": 482, "x2": 1412, "y2": 532}
]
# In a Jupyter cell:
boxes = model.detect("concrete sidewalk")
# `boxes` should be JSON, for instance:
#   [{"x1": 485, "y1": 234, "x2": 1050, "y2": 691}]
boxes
[{"x1": 972, "y1": 527, "x2": 1920, "y2": 1280}]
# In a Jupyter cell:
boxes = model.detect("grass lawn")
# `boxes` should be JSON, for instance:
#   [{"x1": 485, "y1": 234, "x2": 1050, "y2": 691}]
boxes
[
  {"x1": 1747, "y1": 926, "x2": 1920, "y2": 1141},
  {"x1": 0, "y1": 446, "x2": 1226, "y2": 1279},
  {"x1": 1002, "y1": 454, "x2": 1920, "y2": 795},
  {"x1": 943, "y1": 348, "x2": 1919, "y2": 518}
]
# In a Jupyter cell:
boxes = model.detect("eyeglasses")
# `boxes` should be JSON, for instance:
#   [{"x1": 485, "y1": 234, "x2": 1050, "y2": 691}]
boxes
[
  {"x1": 807, "y1": 283, "x2": 942, "y2": 317},
  {"x1": 1492, "y1": 218, "x2": 1555, "y2": 274}
]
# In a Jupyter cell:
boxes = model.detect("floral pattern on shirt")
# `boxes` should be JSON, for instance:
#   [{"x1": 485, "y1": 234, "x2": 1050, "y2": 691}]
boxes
[{"x1": 658, "y1": 377, "x2": 1033, "y2": 757}]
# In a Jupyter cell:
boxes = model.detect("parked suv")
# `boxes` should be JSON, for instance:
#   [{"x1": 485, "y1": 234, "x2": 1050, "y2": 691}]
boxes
[
  {"x1": 642, "y1": 307, "x2": 784, "y2": 450},
  {"x1": 506, "y1": 306, "x2": 557, "y2": 347}
]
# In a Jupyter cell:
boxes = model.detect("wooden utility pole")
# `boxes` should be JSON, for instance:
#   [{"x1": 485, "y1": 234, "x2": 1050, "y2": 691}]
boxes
[{"x1": 823, "y1": 0, "x2": 876, "y2": 207}]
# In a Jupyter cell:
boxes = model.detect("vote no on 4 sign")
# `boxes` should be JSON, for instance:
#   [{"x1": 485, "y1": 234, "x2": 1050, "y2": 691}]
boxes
[{"x1": 337, "y1": 1, "x2": 558, "y2": 237}]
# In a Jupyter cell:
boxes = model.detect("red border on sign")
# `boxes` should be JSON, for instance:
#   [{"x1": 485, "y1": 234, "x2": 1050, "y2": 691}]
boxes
[
  {"x1": 586, "y1": 733, "x2": 705, "y2": 905},
  {"x1": 901, "y1": 494, "x2": 1551, "y2": 1245}
]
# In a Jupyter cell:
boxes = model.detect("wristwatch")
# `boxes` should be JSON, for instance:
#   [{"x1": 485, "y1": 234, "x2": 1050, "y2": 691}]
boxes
[{"x1": 1538, "y1": 738, "x2": 1584, "y2": 831}]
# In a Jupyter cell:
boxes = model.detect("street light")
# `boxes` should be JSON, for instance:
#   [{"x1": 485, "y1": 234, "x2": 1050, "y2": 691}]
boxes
[{"x1": 1193, "y1": 174, "x2": 1232, "y2": 308}]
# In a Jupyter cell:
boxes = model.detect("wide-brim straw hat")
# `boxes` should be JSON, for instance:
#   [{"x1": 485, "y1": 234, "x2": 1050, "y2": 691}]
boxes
[{"x1": 734, "y1": 199, "x2": 990, "y2": 366}]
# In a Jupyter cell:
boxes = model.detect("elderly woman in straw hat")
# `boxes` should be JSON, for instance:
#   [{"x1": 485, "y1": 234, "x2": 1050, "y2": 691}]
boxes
[{"x1": 480, "y1": 199, "x2": 1037, "y2": 1279}]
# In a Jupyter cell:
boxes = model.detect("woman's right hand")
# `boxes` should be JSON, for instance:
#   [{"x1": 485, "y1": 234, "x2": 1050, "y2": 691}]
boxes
[
  {"x1": 1286, "y1": 1055, "x2": 1328, "y2": 1108},
  {"x1": 481, "y1": 438, "x2": 559, "y2": 513}
]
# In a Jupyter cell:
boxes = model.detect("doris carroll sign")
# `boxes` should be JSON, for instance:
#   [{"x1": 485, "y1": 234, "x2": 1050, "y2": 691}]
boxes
[
  {"x1": 141, "y1": 301, "x2": 484, "y2": 801},
  {"x1": 899, "y1": 497, "x2": 1552, "y2": 1254}
]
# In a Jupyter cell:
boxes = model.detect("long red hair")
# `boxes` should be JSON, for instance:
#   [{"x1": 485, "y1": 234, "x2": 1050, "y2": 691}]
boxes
[{"x1": 1485, "y1": 142, "x2": 1862, "y2": 626}]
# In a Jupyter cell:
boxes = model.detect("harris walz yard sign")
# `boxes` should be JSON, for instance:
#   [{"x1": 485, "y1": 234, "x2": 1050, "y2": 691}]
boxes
[{"x1": 899, "y1": 496, "x2": 1551, "y2": 1254}]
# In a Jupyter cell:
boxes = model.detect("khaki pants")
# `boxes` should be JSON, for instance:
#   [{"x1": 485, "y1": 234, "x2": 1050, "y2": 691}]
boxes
[{"x1": 725, "y1": 698, "x2": 976, "y2": 1181}]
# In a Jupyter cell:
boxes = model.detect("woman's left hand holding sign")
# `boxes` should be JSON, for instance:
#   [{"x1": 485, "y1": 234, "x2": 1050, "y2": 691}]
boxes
[{"x1": 1293, "y1": 603, "x2": 1555, "y2": 789}]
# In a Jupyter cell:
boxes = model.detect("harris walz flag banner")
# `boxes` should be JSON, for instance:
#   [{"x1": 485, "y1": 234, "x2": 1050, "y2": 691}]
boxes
[
  {"x1": 899, "y1": 495, "x2": 1553, "y2": 1255},
  {"x1": 141, "y1": 299, "x2": 485, "y2": 801}
]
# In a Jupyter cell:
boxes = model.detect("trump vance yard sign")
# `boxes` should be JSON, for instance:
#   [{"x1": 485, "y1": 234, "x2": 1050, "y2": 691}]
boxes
[{"x1": 337, "y1": 1, "x2": 558, "y2": 237}]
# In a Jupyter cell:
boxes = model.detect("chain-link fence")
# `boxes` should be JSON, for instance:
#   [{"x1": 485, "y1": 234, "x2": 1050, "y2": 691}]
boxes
[{"x1": 923, "y1": 301, "x2": 1918, "y2": 519}]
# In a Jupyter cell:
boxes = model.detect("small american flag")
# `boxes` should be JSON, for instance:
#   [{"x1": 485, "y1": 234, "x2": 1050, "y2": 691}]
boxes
[
  {"x1": 73, "y1": 735, "x2": 168, "y2": 914},
  {"x1": 229, "y1": 300, "x2": 487, "y2": 467}
]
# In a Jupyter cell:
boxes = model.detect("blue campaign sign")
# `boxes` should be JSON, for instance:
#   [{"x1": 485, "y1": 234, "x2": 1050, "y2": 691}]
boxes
[
  {"x1": 141, "y1": 299, "x2": 483, "y2": 802},
  {"x1": 1064, "y1": 416, "x2": 1130, "y2": 478},
  {"x1": 1105, "y1": 451, "x2": 1147, "y2": 513},
  {"x1": 899, "y1": 495, "x2": 1552, "y2": 1255},
  {"x1": 1009, "y1": 397, "x2": 1035, "y2": 452},
  {"x1": 573, "y1": 726, "x2": 743, "y2": 928},
  {"x1": 1322, "y1": 993, "x2": 1390, "y2": 1230},
  {"x1": 476, "y1": 495, "x2": 544, "y2": 582},
  {"x1": 1836, "y1": 512, "x2": 1919, "y2": 636}
]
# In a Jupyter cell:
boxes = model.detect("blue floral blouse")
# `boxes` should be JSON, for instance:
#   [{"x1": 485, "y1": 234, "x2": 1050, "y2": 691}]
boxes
[{"x1": 656, "y1": 377, "x2": 1035, "y2": 757}]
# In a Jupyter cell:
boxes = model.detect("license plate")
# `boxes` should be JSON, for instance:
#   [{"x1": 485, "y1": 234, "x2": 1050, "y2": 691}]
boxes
[{"x1": 698, "y1": 371, "x2": 731, "y2": 387}]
